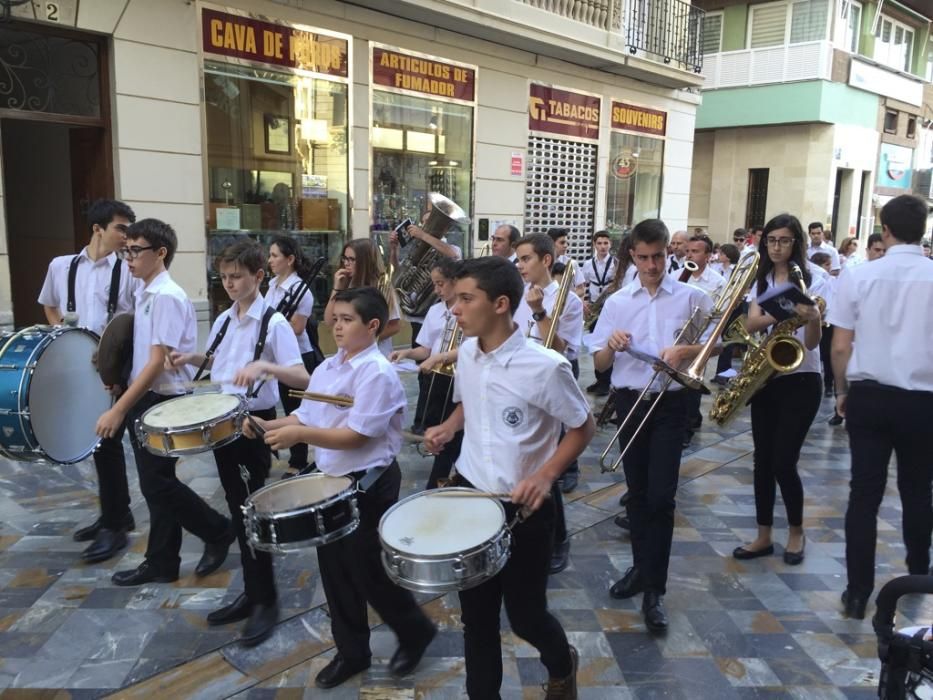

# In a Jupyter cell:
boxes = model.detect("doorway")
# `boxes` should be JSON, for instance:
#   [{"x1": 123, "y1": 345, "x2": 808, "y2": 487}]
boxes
[{"x1": 1, "y1": 120, "x2": 110, "y2": 327}]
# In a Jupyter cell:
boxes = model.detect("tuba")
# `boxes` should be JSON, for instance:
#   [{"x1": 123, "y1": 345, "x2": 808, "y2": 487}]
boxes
[
  {"x1": 394, "y1": 193, "x2": 469, "y2": 318},
  {"x1": 709, "y1": 263, "x2": 825, "y2": 426}
]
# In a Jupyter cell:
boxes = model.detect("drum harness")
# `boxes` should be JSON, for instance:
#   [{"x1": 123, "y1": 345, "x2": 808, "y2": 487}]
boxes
[{"x1": 66, "y1": 254, "x2": 123, "y2": 325}]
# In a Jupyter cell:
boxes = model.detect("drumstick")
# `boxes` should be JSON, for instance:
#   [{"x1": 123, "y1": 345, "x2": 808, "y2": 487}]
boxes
[
  {"x1": 287, "y1": 390, "x2": 354, "y2": 407},
  {"x1": 159, "y1": 374, "x2": 273, "y2": 393},
  {"x1": 429, "y1": 490, "x2": 514, "y2": 499}
]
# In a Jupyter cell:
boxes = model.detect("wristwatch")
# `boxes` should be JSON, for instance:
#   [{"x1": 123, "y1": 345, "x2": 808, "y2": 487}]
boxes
[{"x1": 531, "y1": 310, "x2": 547, "y2": 322}]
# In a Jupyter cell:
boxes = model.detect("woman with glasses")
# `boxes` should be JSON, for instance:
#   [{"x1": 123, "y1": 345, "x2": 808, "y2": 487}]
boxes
[
  {"x1": 324, "y1": 239, "x2": 400, "y2": 356},
  {"x1": 732, "y1": 214, "x2": 825, "y2": 567}
]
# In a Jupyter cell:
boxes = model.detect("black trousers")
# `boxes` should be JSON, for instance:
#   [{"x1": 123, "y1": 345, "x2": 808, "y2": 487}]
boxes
[
  {"x1": 819, "y1": 325, "x2": 834, "y2": 393},
  {"x1": 93, "y1": 427, "x2": 131, "y2": 530},
  {"x1": 615, "y1": 388, "x2": 687, "y2": 594},
  {"x1": 715, "y1": 303, "x2": 746, "y2": 375},
  {"x1": 417, "y1": 371, "x2": 463, "y2": 489},
  {"x1": 459, "y1": 497, "x2": 572, "y2": 699},
  {"x1": 278, "y1": 350, "x2": 321, "y2": 469},
  {"x1": 684, "y1": 389, "x2": 703, "y2": 431},
  {"x1": 749, "y1": 373, "x2": 821, "y2": 528},
  {"x1": 562, "y1": 359, "x2": 580, "y2": 477},
  {"x1": 845, "y1": 382, "x2": 933, "y2": 597},
  {"x1": 213, "y1": 407, "x2": 277, "y2": 605},
  {"x1": 316, "y1": 461, "x2": 433, "y2": 662},
  {"x1": 593, "y1": 366, "x2": 612, "y2": 389},
  {"x1": 128, "y1": 392, "x2": 230, "y2": 573}
]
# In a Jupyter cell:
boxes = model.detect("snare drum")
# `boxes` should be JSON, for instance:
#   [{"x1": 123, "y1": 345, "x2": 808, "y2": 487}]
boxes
[
  {"x1": 136, "y1": 392, "x2": 245, "y2": 456},
  {"x1": 379, "y1": 488, "x2": 511, "y2": 593},
  {"x1": 243, "y1": 473, "x2": 359, "y2": 553},
  {"x1": 0, "y1": 325, "x2": 112, "y2": 464}
]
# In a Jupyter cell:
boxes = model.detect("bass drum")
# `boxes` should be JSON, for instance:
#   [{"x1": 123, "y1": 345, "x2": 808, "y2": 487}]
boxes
[{"x1": 0, "y1": 326, "x2": 112, "y2": 464}]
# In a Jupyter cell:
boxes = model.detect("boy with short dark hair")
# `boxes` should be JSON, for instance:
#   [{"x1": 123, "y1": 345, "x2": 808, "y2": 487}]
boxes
[{"x1": 546, "y1": 227, "x2": 586, "y2": 297}]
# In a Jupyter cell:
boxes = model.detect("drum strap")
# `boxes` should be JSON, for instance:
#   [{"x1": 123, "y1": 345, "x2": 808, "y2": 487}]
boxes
[
  {"x1": 357, "y1": 464, "x2": 388, "y2": 491},
  {"x1": 193, "y1": 316, "x2": 231, "y2": 383},
  {"x1": 245, "y1": 307, "x2": 277, "y2": 399},
  {"x1": 67, "y1": 255, "x2": 123, "y2": 317}
]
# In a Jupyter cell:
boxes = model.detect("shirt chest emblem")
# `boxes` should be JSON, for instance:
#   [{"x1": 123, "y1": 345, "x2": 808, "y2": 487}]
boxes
[{"x1": 502, "y1": 406, "x2": 524, "y2": 428}]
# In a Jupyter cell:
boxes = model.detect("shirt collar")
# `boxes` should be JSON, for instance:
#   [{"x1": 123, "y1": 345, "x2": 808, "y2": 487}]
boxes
[
  {"x1": 885, "y1": 244, "x2": 924, "y2": 258},
  {"x1": 335, "y1": 341, "x2": 381, "y2": 369},
  {"x1": 231, "y1": 294, "x2": 266, "y2": 323},
  {"x1": 472, "y1": 324, "x2": 525, "y2": 367},
  {"x1": 628, "y1": 272, "x2": 675, "y2": 297},
  {"x1": 78, "y1": 247, "x2": 117, "y2": 267},
  {"x1": 143, "y1": 270, "x2": 172, "y2": 295}
]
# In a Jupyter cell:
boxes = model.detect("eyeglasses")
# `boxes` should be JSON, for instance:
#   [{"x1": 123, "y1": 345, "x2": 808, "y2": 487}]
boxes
[
  {"x1": 117, "y1": 245, "x2": 155, "y2": 260},
  {"x1": 340, "y1": 255, "x2": 356, "y2": 263},
  {"x1": 765, "y1": 237, "x2": 795, "y2": 248}
]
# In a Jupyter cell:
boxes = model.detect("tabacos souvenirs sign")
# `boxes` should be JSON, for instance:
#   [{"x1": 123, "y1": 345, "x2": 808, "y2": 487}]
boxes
[
  {"x1": 202, "y1": 8, "x2": 348, "y2": 78},
  {"x1": 610, "y1": 101, "x2": 667, "y2": 137},
  {"x1": 528, "y1": 84, "x2": 600, "y2": 140},
  {"x1": 373, "y1": 47, "x2": 475, "y2": 101}
]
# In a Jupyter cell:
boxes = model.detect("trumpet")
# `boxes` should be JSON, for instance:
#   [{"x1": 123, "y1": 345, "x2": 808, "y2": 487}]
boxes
[{"x1": 598, "y1": 252, "x2": 759, "y2": 473}]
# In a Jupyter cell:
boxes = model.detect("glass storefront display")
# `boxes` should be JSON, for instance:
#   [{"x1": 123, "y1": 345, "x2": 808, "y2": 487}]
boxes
[{"x1": 201, "y1": 10, "x2": 350, "y2": 318}]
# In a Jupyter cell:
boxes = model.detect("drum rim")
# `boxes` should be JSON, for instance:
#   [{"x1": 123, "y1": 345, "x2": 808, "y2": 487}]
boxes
[
  {"x1": 138, "y1": 393, "x2": 246, "y2": 432},
  {"x1": 245, "y1": 473, "x2": 357, "y2": 519}
]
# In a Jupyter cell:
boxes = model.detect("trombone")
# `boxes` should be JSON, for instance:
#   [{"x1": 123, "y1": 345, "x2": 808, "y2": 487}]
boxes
[{"x1": 598, "y1": 252, "x2": 759, "y2": 473}]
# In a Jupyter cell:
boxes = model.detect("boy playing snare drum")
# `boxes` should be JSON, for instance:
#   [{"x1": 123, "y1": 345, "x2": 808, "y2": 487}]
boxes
[
  {"x1": 169, "y1": 240, "x2": 309, "y2": 646},
  {"x1": 244, "y1": 286, "x2": 436, "y2": 688}
]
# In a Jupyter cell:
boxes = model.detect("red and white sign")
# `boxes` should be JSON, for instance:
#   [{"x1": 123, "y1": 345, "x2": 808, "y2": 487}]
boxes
[{"x1": 510, "y1": 152, "x2": 524, "y2": 177}]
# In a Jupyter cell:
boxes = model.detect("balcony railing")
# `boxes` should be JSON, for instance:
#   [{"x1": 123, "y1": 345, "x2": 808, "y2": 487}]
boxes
[
  {"x1": 516, "y1": 0, "x2": 622, "y2": 31},
  {"x1": 625, "y1": 0, "x2": 705, "y2": 73},
  {"x1": 701, "y1": 40, "x2": 833, "y2": 89}
]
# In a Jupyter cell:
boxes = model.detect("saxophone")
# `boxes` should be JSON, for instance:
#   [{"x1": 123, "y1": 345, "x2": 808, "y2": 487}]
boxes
[{"x1": 709, "y1": 264, "x2": 825, "y2": 426}]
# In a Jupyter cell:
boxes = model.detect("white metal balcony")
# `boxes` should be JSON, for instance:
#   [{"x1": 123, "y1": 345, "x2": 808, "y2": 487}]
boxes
[{"x1": 701, "y1": 40, "x2": 832, "y2": 90}]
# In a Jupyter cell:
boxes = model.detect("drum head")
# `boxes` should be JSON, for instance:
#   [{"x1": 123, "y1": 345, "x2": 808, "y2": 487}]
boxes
[
  {"x1": 250, "y1": 474, "x2": 353, "y2": 513},
  {"x1": 29, "y1": 328, "x2": 112, "y2": 463},
  {"x1": 381, "y1": 489, "x2": 505, "y2": 556},
  {"x1": 142, "y1": 393, "x2": 241, "y2": 429}
]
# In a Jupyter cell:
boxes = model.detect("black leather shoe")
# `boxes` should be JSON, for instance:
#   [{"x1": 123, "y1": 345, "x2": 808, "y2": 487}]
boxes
[
  {"x1": 593, "y1": 385, "x2": 610, "y2": 397},
  {"x1": 112, "y1": 561, "x2": 178, "y2": 586},
  {"x1": 560, "y1": 471, "x2": 578, "y2": 494},
  {"x1": 828, "y1": 413, "x2": 844, "y2": 426},
  {"x1": 609, "y1": 566, "x2": 644, "y2": 599},
  {"x1": 619, "y1": 491, "x2": 631, "y2": 507},
  {"x1": 549, "y1": 539, "x2": 570, "y2": 574},
  {"x1": 315, "y1": 655, "x2": 371, "y2": 689},
  {"x1": 196, "y1": 523, "x2": 236, "y2": 577},
  {"x1": 240, "y1": 600, "x2": 279, "y2": 647},
  {"x1": 783, "y1": 537, "x2": 805, "y2": 566},
  {"x1": 642, "y1": 591, "x2": 668, "y2": 632},
  {"x1": 81, "y1": 528, "x2": 128, "y2": 564},
  {"x1": 614, "y1": 515, "x2": 630, "y2": 531},
  {"x1": 585, "y1": 382, "x2": 599, "y2": 394},
  {"x1": 207, "y1": 593, "x2": 252, "y2": 626},
  {"x1": 732, "y1": 544, "x2": 774, "y2": 560},
  {"x1": 389, "y1": 623, "x2": 437, "y2": 677},
  {"x1": 74, "y1": 512, "x2": 135, "y2": 542},
  {"x1": 841, "y1": 589, "x2": 868, "y2": 620}
]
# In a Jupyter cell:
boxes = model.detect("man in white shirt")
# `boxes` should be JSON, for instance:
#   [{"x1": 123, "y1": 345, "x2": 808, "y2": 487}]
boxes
[
  {"x1": 582, "y1": 230, "x2": 617, "y2": 303},
  {"x1": 866, "y1": 232, "x2": 886, "y2": 261},
  {"x1": 829, "y1": 194, "x2": 933, "y2": 621},
  {"x1": 425, "y1": 256, "x2": 593, "y2": 700},
  {"x1": 490, "y1": 223, "x2": 519, "y2": 262},
  {"x1": 807, "y1": 221, "x2": 841, "y2": 274},
  {"x1": 590, "y1": 218, "x2": 714, "y2": 633},
  {"x1": 38, "y1": 199, "x2": 138, "y2": 564},
  {"x1": 666, "y1": 230, "x2": 688, "y2": 272},
  {"x1": 546, "y1": 228, "x2": 586, "y2": 298}
]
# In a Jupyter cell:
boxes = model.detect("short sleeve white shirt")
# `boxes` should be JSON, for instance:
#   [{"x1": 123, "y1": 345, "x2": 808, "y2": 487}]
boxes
[
  {"x1": 513, "y1": 280, "x2": 584, "y2": 361},
  {"x1": 583, "y1": 255, "x2": 618, "y2": 301},
  {"x1": 206, "y1": 295, "x2": 303, "y2": 411},
  {"x1": 451, "y1": 328, "x2": 590, "y2": 494},
  {"x1": 415, "y1": 300, "x2": 454, "y2": 355},
  {"x1": 686, "y1": 265, "x2": 727, "y2": 302},
  {"x1": 264, "y1": 272, "x2": 314, "y2": 354},
  {"x1": 557, "y1": 254, "x2": 586, "y2": 289},
  {"x1": 132, "y1": 271, "x2": 196, "y2": 395},
  {"x1": 37, "y1": 249, "x2": 139, "y2": 335},
  {"x1": 589, "y1": 274, "x2": 713, "y2": 391},
  {"x1": 377, "y1": 292, "x2": 401, "y2": 357},
  {"x1": 827, "y1": 244, "x2": 933, "y2": 391},
  {"x1": 294, "y1": 343, "x2": 406, "y2": 475},
  {"x1": 808, "y1": 241, "x2": 841, "y2": 272}
]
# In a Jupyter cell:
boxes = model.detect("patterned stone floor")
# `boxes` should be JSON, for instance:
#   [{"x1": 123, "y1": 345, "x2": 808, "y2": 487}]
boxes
[{"x1": 0, "y1": 356, "x2": 927, "y2": 699}]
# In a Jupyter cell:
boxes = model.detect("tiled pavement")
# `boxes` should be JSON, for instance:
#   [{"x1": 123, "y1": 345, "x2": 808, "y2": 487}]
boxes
[{"x1": 0, "y1": 356, "x2": 928, "y2": 699}]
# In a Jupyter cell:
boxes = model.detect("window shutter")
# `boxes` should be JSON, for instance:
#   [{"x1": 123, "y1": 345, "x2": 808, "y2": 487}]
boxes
[
  {"x1": 790, "y1": 0, "x2": 828, "y2": 43},
  {"x1": 750, "y1": 4, "x2": 788, "y2": 48},
  {"x1": 702, "y1": 14, "x2": 722, "y2": 54}
]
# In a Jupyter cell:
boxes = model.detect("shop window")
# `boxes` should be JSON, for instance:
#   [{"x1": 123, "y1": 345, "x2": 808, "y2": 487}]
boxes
[
  {"x1": 204, "y1": 61, "x2": 349, "y2": 318},
  {"x1": 746, "y1": 169, "x2": 769, "y2": 230},
  {"x1": 907, "y1": 116, "x2": 917, "y2": 139},
  {"x1": 605, "y1": 133, "x2": 663, "y2": 233},
  {"x1": 884, "y1": 109, "x2": 898, "y2": 134},
  {"x1": 370, "y1": 90, "x2": 473, "y2": 253}
]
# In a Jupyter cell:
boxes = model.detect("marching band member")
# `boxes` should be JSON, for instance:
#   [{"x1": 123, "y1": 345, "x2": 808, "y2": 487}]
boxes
[
  {"x1": 96, "y1": 220, "x2": 234, "y2": 587},
  {"x1": 830, "y1": 194, "x2": 933, "y2": 620},
  {"x1": 666, "y1": 230, "x2": 688, "y2": 272},
  {"x1": 264, "y1": 236, "x2": 321, "y2": 475},
  {"x1": 547, "y1": 228, "x2": 586, "y2": 298},
  {"x1": 807, "y1": 221, "x2": 841, "y2": 275},
  {"x1": 245, "y1": 287, "x2": 436, "y2": 688},
  {"x1": 590, "y1": 219, "x2": 714, "y2": 632},
  {"x1": 169, "y1": 240, "x2": 309, "y2": 646},
  {"x1": 587, "y1": 234, "x2": 635, "y2": 398},
  {"x1": 38, "y1": 199, "x2": 139, "y2": 564},
  {"x1": 424, "y1": 256, "x2": 594, "y2": 700},
  {"x1": 732, "y1": 214, "x2": 824, "y2": 568},
  {"x1": 490, "y1": 223, "x2": 520, "y2": 262},
  {"x1": 582, "y1": 230, "x2": 617, "y2": 304},
  {"x1": 390, "y1": 257, "x2": 463, "y2": 488}
]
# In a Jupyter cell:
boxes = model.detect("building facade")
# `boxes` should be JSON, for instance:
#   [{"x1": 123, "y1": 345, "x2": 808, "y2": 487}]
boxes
[
  {"x1": 689, "y1": 0, "x2": 932, "y2": 243},
  {"x1": 0, "y1": 0, "x2": 705, "y2": 334}
]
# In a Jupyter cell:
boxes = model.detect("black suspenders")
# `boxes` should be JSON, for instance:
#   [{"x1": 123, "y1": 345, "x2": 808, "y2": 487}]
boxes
[
  {"x1": 192, "y1": 306, "x2": 277, "y2": 387},
  {"x1": 67, "y1": 254, "x2": 123, "y2": 319}
]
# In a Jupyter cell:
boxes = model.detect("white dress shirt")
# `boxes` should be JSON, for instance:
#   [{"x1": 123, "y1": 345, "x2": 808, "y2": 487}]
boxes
[
  {"x1": 132, "y1": 271, "x2": 196, "y2": 395},
  {"x1": 807, "y1": 241, "x2": 841, "y2": 272},
  {"x1": 583, "y1": 254, "x2": 618, "y2": 301},
  {"x1": 377, "y1": 293, "x2": 402, "y2": 357},
  {"x1": 827, "y1": 244, "x2": 933, "y2": 392},
  {"x1": 686, "y1": 265, "x2": 726, "y2": 302},
  {"x1": 589, "y1": 274, "x2": 714, "y2": 391},
  {"x1": 415, "y1": 300, "x2": 454, "y2": 355},
  {"x1": 264, "y1": 272, "x2": 314, "y2": 354},
  {"x1": 749, "y1": 269, "x2": 829, "y2": 377},
  {"x1": 294, "y1": 342, "x2": 406, "y2": 475},
  {"x1": 452, "y1": 328, "x2": 590, "y2": 494},
  {"x1": 667, "y1": 254, "x2": 686, "y2": 273},
  {"x1": 37, "y1": 249, "x2": 138, "y2": 335},
  {"x1": 557, "y1": 254, "x2": 586, "y2": 289},
  {"x1": 206, "y1": 295, "x2": 302, "y2": 411},
  {"x1": 513, "y1": 280, "x2": 584, "y2": 361}
]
